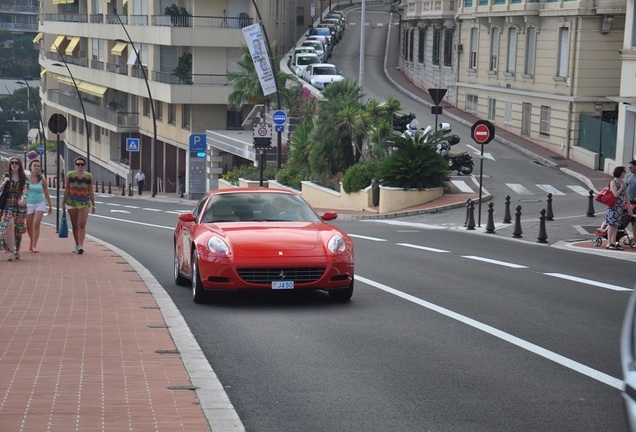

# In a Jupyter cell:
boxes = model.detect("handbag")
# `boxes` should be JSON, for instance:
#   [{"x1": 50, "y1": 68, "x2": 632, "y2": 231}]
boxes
[
  {"x1": 59, "y1": 210, "x2": 68, "y2": 238},
  {"x1": 596, "y1": 182, "x2": 617, "y2": 208},
  {"x1": 0, "y1": 182, "x2": 7, "y2": 211}
]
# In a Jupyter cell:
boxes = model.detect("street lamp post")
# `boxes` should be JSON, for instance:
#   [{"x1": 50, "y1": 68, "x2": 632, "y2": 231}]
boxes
[
  {"x1": 16, "y1": 78, "x2": 47, "y2": 174},
  {"x1": 115, "y1": 13, "x2": 157, "y2": 197},
  {"x1": 52, "y1": 44, "x2": 91, "y2": 173}
]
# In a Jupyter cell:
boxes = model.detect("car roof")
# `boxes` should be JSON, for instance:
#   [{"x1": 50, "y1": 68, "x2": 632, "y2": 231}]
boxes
[{"x1": 295, "y1": 52, "x2": 319, "y2": 58}]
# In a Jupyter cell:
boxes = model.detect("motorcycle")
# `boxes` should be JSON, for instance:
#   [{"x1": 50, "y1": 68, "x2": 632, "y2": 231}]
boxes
[
  {"x1": 435, "y1": 124, "x2": 473, "y2": 175},
  {"x1": 392, "y1": 112, "x2": 416, "y2": 133}
]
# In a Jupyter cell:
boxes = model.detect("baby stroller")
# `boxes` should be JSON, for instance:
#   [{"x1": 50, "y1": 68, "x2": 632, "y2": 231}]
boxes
[{"x1": 592, "y1": 204, "x2": 636, "y2": 248}]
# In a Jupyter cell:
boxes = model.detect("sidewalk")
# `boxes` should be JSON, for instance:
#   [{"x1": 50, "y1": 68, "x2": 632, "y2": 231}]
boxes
[{"x1": 0, "y1": 224, "x2": 241, "y2": 432}]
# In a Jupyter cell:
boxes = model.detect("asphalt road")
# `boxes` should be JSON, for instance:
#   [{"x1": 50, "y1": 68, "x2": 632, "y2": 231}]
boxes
[{"x1": 85, "y1": 193, "x2": 632, "y2": 431}]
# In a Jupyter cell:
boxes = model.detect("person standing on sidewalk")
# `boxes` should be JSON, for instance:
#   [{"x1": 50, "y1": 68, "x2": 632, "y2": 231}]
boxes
[
  {"x1": 135, "y1": 169, "x2": 145, "y2": 195},
  {"x1": 605, "y1": 166, "x2": 632, "y2": 250},
  {"x1": 62, "y1": 156, "x2": 96, "y2": 255},
  {"x1": 0, "y1": 157, "x2": 29, "y2": 261},
  {"x1": 626, "y1": 160, "x2": 636, "y2": 235},
  {"x1": 26, "y1": 159, "x2": 52, "y2": 253}
]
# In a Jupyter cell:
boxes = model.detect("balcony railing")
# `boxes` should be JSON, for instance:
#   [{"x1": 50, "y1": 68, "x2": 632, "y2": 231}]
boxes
[
  {"x1": 43, "y1": 13, "x2": 252, "y2": 28},
  {"x1": 46, "y1": 51, "x2": 88, "y2": 68},
  {"x1": 48, "y1": 90, "x2": 139, "y2": 128},
  {"x1": 152, "y1": 70, "x2": 230, "y2": 85},
  {"x1": 106, "y1": 62, "x2": 128, "y2": 76},
  {"x1": 0, "y1": 22, "x2": 37, "y2": 31},
  {"x1": 0, "y1": 5, "x2": 38, "y2": 13}
]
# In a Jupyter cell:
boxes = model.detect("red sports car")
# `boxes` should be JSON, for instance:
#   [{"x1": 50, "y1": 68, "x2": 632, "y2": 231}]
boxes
[{"x1": 174, "y1": 188, "x2": 355, "y2": 303}]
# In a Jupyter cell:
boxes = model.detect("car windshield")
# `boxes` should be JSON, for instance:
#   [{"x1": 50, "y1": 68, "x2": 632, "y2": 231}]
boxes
[
  {"x1": 201, "y1": 193, "x2": 321, "y2": 223},
  {"x1": 297, "y1": 56, "x2": 319, "y2": 65},
  {"x1": 313, "y1": 66, "x2": 339, "y2": 75}
]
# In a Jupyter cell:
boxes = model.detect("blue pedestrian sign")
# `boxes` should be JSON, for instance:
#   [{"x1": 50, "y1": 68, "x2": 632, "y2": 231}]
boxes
[
  {"x1": 37, "y1": 144, "x2": 45, "y2": 155},
  {"x1": 126, "y1": 138, "x2": 140, "y2": 152},
  {"x1": 189, "y1": 133, "x2": 207, "y2": 152},
  {"x1": 272, "y1": 110, "x2": 287, "y2": 125},
  {"x1": 275, "y1": 125, "x2": 285, "y2": 133}
]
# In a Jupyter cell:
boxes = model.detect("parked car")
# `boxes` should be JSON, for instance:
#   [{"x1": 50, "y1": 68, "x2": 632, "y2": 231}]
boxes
[
  {"x1": 306, "y1": 35, "x2": 332, "y2": 57},
  {"x1": 302, "y1": 63, "x2": 345, "y2": 90},
  {"x1": 326, "y1": 13, "x2": 346, "y2": 30},
  {"x1": 292, "y1": 46, "x2": 317, "y2": 58},
  {"x1": 291, "y1": 52, "x2": 321, "y2": 77},
  {"x1": 309, "y1": 27, "x2": 333, "y2": 47},
  {"x1": 622, "y1": 289, "x2": 636, "y2": 430},
  {"x1": 173, "y1": 188, "x2": 355, "y2": 303},
  {"x1": 318, "y1": 22, "x2": 341, "y2": 41},
  {"x1": 300, "y1": 40, "x2": 326, "y2": 62}
]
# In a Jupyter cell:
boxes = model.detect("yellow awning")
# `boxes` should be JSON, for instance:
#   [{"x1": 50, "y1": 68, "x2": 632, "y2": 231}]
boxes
[
  {"x1": 56, "y1": 75, "x2": 74, "y2": 86},
  {"x1": 40, "y1": 68, "x2": 46, "y2": 78},
  {"x1": 78, "y1": 82, "x2": 107, "y2": 98},
  {"x1": 32, "y1": 32, "x2": 42, "y2": 44},
  {"x1": 65, "y1": 36, "x2": 80, "y2": 56},
  {"x1": 52, "y1": 0, "x2": 75, "y2": 4},
  {"x1": 111, "y1": 42, "x2": 127, "y2": 56},
  {"x1": 50, "y1": 35, "x2": 66, "y2": 52}
]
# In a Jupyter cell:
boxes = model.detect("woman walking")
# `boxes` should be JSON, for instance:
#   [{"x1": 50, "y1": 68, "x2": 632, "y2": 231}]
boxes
[
  {"x1": 0, "y1": 157, "x2": 29, "y2": 261},
  {"x1": 26, "y1": 159, "x2": 52, "y2": 252},
  {"x1": 605, "y1": 165, "x2": 633, "y2": 250},
  {"x1": 62, "y1": 156, "x2": 96, "y2": 254}
]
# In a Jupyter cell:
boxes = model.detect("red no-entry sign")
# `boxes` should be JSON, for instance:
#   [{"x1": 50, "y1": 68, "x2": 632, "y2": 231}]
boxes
[{"x1": 471, "y1": 120, "x2": 495, "y2": 144}]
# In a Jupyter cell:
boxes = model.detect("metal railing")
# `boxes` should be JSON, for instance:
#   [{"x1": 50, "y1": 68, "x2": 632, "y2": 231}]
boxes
[
  {"x1": 43, "y1": 13, "x2": 252, "y2": 28},
  {"x1": 152, "y1": 70, "x2": 230, "y2": 86},
  {"x1": 48, "y1": 90, "x2": 139, "y2": 128}
]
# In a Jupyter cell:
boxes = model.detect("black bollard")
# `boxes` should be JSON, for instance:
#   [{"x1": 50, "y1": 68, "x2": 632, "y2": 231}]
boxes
[
  {"x1": 466, "y1": 201, "x2": 476, "y2": 230},
  {"x1": 108, "y1": 181, "x2": 112, "y2": 194},
  {"x1": 179, "y1": 182, "x2": 184, "y2": 198},
  {"x1": 101, "y1": 181, "x2": 105, "y2": 193},
  {"x1": 546, "y1": 193, "x2": 554, "y2": 221},
  {"x1": 464, "y1": 199, "x2": 472, "y2": 227},
  {"x1": 537, "y1": 209, "x2": 548, "y2": 243},
  {"x1": 128, "y1": 183, "x2": 133, "y2": 197},
  {"x1": 48, "y1": 177, "x2": 52, "y2": 188},
  {"x1": 95, "y1": 180, "x2": 99, "y2": 192},
  {"x1": 485, "y1": 202, "x2": 496, "y2": 233},
  {"x1": 586, "y1": 190, "x2": 595, "y2": 217},
  {"x1": 121, "y1": 181, "x2": 126, "y2": 196},
  {"x1": 512, "y1": 205, "x2": 523, "y2": 238},
  {"x1": 503, "y1": 195, "x2": 512, "y2": 223},
  {"x1": 53, "y1": 177, "x2": 57, "y2": 189}
]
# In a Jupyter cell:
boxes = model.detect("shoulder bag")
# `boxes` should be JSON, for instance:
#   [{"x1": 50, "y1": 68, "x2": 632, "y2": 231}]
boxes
[
  {"x1": 59, "y1": 210, "x2": 68, "y2": 238},
  {"x1": 596, "y1": 182, "x2": 617, "y2": 208}
]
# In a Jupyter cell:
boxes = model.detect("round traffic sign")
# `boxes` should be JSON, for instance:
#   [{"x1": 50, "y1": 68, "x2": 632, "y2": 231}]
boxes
[
  {"x1": 37, "y1": 144, "x2": 45, "y2": 155},
  {"x1": 471, "y1": 120, "x2": 495, "y2": 144},
  {"x1": 272, "y1": 110, "x2": 287, "y2": 125},
  {"x1": 48, "y1": 113, "x2": 67, "y2": 134},
  {"x1": 257, "y1": 125, "x2": 268, "y2": 136}
]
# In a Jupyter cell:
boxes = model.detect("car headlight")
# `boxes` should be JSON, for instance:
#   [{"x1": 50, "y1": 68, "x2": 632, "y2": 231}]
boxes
[
  {"x1": 327, "y1": 235, "x2": 346, "y2": 253},
  {"x1": 208, "y1": 236, "x2": 231, "y2": 256}
]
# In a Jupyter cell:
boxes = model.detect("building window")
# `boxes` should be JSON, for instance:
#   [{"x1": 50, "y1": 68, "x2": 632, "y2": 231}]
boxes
[
  {"x1": 143, "y1": 98, "x2": 150, "y2": 116},
  {"x1": 469, "y1": 28, "x2": 478, "y2": 69},
  {"x1": 155, "y1": 100, "x2": 162, "y2": 120},
  {"x1": 443, "y1": 29, "x2": 453, "y2": 67},
  {"x1": 168, "y1": 104, "x2": 176, "y2": 125},
  {"x1": 557, "y1": 27, "x2": 569, "y2": 78},
  {"x1": 506, "y1": 27, "x2": 517, "y2": 73},
  {"x1": 521, "y1": 102, "x2": 531, "y2": 136},
  {"x1": 182, "y1": 104, "x2": 190, "y2": 129},
  {"x1": 524, "y1": 27, "x2": 536, "y2": 76},
  {"x1": 490, "y1": 29, "x2": 499, "y2": 72},
  {"x1": 488, "y1": 98, "x2": 496, "y2": 120},
  {"x1": 540, "y1": 106, "x2": 551, "y2": 136},
  {"x1": 409, "y1": 29, "x2": 415, "y2": 62},
  {"x1": 72, "y1": 116, "x2": 76, "y2": 131},
  {"x1": 504, "y1": 101, "x2": 512, "y2": 125},
  {"x1": 79, "y1": 118, "x2": 84, "y2": 135},
  {"x1": 402, "y1": 28, "x2": 408, "y2": 58},
  {"x1": 418, "y1": 28, "x2": 425, "y2": 63},
  {"x1": 432, "y1": 28, "x2": 441, "y2": 65},
  {"x1": 466, "y1": 94, "x2": 478, "y2": 112},
  {"x1": 94, "y1": 126, "x2": 100, "y2": 142}
]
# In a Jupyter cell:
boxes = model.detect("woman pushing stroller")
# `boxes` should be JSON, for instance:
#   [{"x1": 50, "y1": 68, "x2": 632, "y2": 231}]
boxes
[{"x1": 605, "y1": 166, "x2": 634, "y2": 250}]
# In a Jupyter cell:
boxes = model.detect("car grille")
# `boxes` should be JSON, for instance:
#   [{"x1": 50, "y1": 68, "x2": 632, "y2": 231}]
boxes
[{"x1": 237, "y1": 268, "x2": 325, "y2": 284}]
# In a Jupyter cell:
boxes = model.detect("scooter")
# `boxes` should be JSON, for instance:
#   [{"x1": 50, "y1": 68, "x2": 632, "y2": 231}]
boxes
[
  {"x1": 392, "y1": 112, "x2": 416, "y2": 133},
  {"x1": 436, "y1": 123, "x2": 474, "y2": 175}
]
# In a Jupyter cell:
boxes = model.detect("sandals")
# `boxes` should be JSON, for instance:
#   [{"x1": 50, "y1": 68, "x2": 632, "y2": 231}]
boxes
[
  {"x1": 606, "y1": 243, "x2": 624, "y2": 251},
  {"x1": 615, "y1": 243, "x2": 624, "y2": 250}
]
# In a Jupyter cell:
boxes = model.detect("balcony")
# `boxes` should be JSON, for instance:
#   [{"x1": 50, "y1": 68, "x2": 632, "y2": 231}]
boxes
[
  {"x1": 43, "y1": 13, "x2": 252, "y2": 28},
  {"x1": 152, "y1": 71, "x2": 230, "y2": 86},
  {"x1": 47, "y1": 90, "x2": 139, "y2": 129}
]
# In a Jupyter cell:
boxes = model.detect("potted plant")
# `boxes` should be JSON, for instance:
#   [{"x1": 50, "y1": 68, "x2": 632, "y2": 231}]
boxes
[
  {"x1": 172, "y1": 52, "x2": 192, "y2": 84},
  {"x1": 164, "y1": 4, "x2": 190, "y2": 27}
]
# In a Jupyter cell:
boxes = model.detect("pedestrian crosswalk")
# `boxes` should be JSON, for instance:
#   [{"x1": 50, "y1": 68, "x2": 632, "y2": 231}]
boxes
[{"x1": 450, "y1": 180, "x2": 591, "y2": 197}]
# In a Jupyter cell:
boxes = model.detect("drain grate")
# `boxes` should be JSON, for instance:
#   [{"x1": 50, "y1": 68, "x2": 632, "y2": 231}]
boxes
[
  {"x1": 136, "y1": 291, "x2": 152, "y2": 294},
  {"x1": 156, "y1": 349, "x2": 180, "y2": 354},
  {"x1": 141, "y1": 306, "x2": 160, "y2": 309},
  {"x1": 166, "y1": 385, "x2": 198, "y2": 391},
  {"x1": 147, "y1": 325, "x2": 169, "y2": 329}
]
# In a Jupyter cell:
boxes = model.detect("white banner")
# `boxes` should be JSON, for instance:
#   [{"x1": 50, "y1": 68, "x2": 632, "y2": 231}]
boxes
[{"x1": 242, "y1": 23, "x2": 277, "y2": 96}]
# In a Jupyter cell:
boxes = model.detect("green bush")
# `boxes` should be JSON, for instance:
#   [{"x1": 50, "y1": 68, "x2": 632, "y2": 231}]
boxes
[
  {"x1": 222, "y1": 163, "x2": 277, "y2": 185},
  {"x1": 342, "y1": 161, "x2": 377, "y2": 193},
  {"x1": 276, "y1": 163, "x2": 309, "y2": 190}
]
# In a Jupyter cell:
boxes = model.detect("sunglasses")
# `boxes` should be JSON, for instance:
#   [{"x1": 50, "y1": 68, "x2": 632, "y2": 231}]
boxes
[
  {"x1": 10, "y1": 161, "x2": 19, "y2": 165},
  {"x1": 75, "y1": 162, "x2": 85, "y2": 166}
]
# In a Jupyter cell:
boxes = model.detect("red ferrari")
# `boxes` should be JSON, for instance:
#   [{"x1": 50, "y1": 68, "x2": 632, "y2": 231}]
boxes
[{"x1": 174, "y1": 188, "x2": 355, "y2": 303}]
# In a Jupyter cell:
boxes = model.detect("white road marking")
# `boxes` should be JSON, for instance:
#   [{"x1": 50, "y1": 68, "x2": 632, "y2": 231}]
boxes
[
  {"x1": 142, "y1": 208, "x2": 163, "y2": 212},
  {"x1": 87, "y1": 213, "x2": 173, "y2": 229},
  {"x1": 567, "y1": 185, "x2": 592, "y2": 196},
  {"x1": 544, "y1": 273, "x2": 632, "y2": 292},
  {"x1": 348, "y1": 234, "x2": 387, "y2": 242},
  {"x1": 536, "y1": 184, "x2": 565, "y2": 196},
  {"x1": 364, "y1": 220, "x2": 447, "y2": 230},
  {"x1": 356, "y1": 275, "x2": 624, "y2": 390},
  {"x1": 506, "y1": 183, "x2": 534, "y2": 195},
  {"x1": 462, "y1": 256, "x2": 528, "y2": 268},
  {"x1": 123, "y1": 205, "x2": 140, "y2": 209},
  {"x1": 451, "y1": 179, "x2": 475, "y2": 193},
  {"x1": 466, "y1": 145, "x2": 495, "y2": 161},
  {"x1": 398, "y1": 243, "x2": 450, "y2": 253},
  {"x1": 110, "y1": 209, "x2": 130, "y2": 214}
]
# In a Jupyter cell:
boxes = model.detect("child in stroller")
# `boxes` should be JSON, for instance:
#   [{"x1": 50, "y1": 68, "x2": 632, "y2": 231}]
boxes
[{"x1": 592, "y1": 203, "x2": 636, "y2": 248}]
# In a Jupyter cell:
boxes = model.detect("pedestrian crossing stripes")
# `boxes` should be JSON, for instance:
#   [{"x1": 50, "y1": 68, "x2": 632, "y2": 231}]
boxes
[{"x1": 451, "y1": 180, "x2": 590, "y2": 197}]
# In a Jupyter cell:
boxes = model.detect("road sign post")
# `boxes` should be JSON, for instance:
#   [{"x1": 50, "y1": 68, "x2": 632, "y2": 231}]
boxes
[
  {"x1": 428, "y1": 88, "x2": 447, "y2": 132},
  {"x1": 471, "y1": 120, "x2": 495, "y2": 227}
]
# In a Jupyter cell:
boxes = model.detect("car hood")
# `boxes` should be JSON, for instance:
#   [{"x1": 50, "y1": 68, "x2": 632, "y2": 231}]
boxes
[
  {"x1": 312, "y1": 74, "x2": 343, "y2": 82},
  {"x1": 222, "y1": 223, "x2": 321, "y2": 251}
]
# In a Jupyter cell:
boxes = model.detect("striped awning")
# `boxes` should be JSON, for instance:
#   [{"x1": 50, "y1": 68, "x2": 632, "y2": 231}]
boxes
[{"x1": 78, "y1": 82, "x2": 107, "y2": 98}]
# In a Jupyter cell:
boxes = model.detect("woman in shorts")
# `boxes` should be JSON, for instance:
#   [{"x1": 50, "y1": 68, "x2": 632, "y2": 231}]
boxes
[
  {"x1": 62, "y1": 156, "x2": 95, "y2": 254},
  {"x1": 26, "y1": 159, "x2": 52, "y2": 252}
]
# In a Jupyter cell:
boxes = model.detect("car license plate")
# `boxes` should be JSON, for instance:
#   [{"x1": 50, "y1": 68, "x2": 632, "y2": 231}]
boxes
[{"x1": 272, "y1": 280, "x2": 294, "y2": 290}]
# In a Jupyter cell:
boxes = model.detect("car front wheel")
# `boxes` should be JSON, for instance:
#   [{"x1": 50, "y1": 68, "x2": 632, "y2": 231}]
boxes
[
  {"x1": 328, "y1": 279, "x2": 354, "y2": 302},
  {"x1": 174, "y1": 244, "x2": 188, "y2": 286}
]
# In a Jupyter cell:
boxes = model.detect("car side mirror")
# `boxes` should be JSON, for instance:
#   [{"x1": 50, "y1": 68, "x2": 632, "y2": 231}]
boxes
[
  {"x1": 179, "y1": 212, "x2": 196, "y2": 222},
  {"x1": 321, "y1": 211, "x2": 338, "y2": 221}
]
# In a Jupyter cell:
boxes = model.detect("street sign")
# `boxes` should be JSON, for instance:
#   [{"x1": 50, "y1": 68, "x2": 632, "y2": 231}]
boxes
[
  {"x1": 48, "y1": 114, "x2": 67, "y2": 134},
  {"x1": 471, "y1": 120, "x2": 495, "y2": 144},
  {"x1": 37, "y1": 144, "x2": 45, "y2": 155},
  {"x1": 272, "y1": 110, "x2": 287, "y2": 125},
  {"x1": 428, "y1": 88, "x2": 447, "y2": 106},
  {"x1": 126, "y1": 138, "x2": 140, "y2": 152},
  {"x1": 188, "y1": 133, "x2": 206, "y2": 152},
  {"x1": 253, "y1": 123, "x2": 272, "y2": 138},
  {"x1": 275, "y1": 125, "x2": 285, "y2": 133}
]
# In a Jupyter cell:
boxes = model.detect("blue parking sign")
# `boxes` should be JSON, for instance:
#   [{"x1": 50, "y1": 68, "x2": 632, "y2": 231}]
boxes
[
  {"x1": 275, "y1": 125, "x2": 284, "y2": 133},
  {"x1": 189, "y1": 133, "x2": 206, "y2": 152}
]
